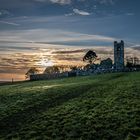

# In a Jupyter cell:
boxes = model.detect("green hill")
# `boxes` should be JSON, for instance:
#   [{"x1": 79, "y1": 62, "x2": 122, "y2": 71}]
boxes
[{"x1": 0, "y1": 72, "x2": 140, "y2": 140}]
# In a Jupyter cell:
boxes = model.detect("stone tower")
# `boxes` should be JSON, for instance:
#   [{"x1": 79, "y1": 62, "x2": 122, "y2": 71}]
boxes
[{"x1": 114, "y1": 40, "x2": 124, "y2": 70}]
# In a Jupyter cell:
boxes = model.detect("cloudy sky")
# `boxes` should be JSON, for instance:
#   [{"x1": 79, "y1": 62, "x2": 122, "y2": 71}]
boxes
[{"x1": 0, "y1": 0, "x2": 140, "y2": 81}]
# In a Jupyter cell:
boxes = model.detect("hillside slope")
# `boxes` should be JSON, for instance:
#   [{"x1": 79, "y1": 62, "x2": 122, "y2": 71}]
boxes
[{"x1": 0, "y1": 72, "x2": 140, "y2": 140}]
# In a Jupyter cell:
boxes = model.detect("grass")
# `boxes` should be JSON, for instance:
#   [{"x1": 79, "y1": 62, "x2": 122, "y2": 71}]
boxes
[{"x1": 0, "y1": 72, "x2": 140, "y2": 140}]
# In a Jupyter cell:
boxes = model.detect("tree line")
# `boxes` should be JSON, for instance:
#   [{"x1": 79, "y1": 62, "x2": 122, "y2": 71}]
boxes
[{"x1": 25, "y1": 50, "x2": 140, "y2": 79}]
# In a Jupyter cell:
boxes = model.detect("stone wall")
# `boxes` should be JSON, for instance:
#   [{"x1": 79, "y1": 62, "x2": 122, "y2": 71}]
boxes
[{"x1": 30, "y1": 72, "x2": 68, "y2": 81}]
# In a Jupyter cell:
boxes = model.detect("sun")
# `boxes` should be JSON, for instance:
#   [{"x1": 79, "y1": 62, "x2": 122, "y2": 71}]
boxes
[{"x1": 36, "y1": 58, "x2": 54, "y2": 67}]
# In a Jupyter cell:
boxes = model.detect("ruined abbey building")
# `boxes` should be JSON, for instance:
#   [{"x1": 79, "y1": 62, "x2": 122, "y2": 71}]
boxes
[
  {"x1": 29, "y1": 40, "x2": 140, "y2": 81},
  {"x1": 114, "y1": 40, "x2": 124, "y2": 70}
]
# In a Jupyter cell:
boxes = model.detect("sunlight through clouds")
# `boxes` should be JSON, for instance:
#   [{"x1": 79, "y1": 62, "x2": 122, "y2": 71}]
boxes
[
  {"x1": 0, "y1": 0, "x2": 140, "y2": 81},
  {"x1": 0, "y1": 44, "x2": 139, "y2": 81},
  {"x1": 36, "y1": 59, "x2": 54, "y2": 67}
]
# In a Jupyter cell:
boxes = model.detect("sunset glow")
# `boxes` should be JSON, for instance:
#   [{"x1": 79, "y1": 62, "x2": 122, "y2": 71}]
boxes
[
  {"x1": 36, "y1": 58, "x2": 54, "y2": 67},
  {"x1": 0, "y1": 0, "x2": 140, "y2": 81},
  {"x1": 0, "y1": 1, "x2": 140, "y2": 139}
]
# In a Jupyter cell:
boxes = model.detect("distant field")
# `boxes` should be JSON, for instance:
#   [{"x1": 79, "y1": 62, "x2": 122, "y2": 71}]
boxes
[
  {"x1": 0, "y1": 81, "x2": 13, "y2": 83},
  {"x1": 0, "y1": 72, "x2": 140, "y2": 140},
  {"x1": 0, "y1": 81, "x2": 22, "y2": 86}
]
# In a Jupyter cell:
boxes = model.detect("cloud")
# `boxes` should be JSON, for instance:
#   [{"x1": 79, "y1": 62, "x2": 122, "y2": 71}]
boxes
[
  {"x1": 132, "y1": 46, "x2": 140, "y2": 51},
  {"x1": 0, "y1": 20, "x2": 19, "y2": 26},
  {"x1": 50, "y1": 0, "x2": 71, "y2": 4},
  {"x1": 34, "y1": 0, "x2": 47, "y2": 2},
  {"x1": 35, "y1": 0, "x2": 115, "y2": 6},
  {"x1": 36, "y1": 59, "x2": 54, "y2": 67},
  {"x1": 65, "y1": 13, "x2": 74, "y2": 16},
  {"x1": 0, "y1": 46, "x2": 140, "y2": 81},
  {"x1": 53, "y1": 49, "x2": 88, "y2": 54},
  {"x1": 0, "y1": 9, "x2": 11, "y2": 17},
  {"x1": 0, "y1": 29, "x2": 115, "y2": 45},
  {"x1": 126, "y1": 13, "x2": 135, "y2": 16},
  {"x1": 73, "y1": 9, "x2": 91, "y2": 16},
  {"x1": 99, "y1": 0, "x2": 115, "y2": 5},
  {"x1": 0, "y1": 46, "x2": 37, "y2": 52},
  {"x1": 34, "y1": 0, "x2": 71, "y2": 4}
]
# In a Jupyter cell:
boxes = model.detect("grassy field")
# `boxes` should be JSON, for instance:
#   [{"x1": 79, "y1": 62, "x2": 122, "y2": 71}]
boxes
[{"x1": 0, "y1": 72, "x2": 140, "y2": 140}]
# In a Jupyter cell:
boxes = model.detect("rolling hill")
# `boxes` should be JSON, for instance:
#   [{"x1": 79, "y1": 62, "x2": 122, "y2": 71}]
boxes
[{"x1": 0, "y1": 72, "x2": 140, "y2": 140}]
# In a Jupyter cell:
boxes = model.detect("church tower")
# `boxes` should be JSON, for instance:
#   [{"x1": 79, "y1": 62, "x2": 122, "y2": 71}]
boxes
[{"x1": 114, "y1": 40, "x2": 124, "y2": 70}]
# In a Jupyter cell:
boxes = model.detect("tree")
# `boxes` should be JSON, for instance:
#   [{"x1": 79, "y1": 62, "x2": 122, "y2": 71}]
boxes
[
  {"x1": 126, "y1": 62, "x2": 133, "y2": 68},
  {"x1": 100, "y1": 58, "x2": 113, "y2": 69},
  {"x1": 126, "y1": 56, "x2": 140, "y2": 69},
  {"x1": 126, "y1": 56, "x2": 133, "y2": 68},
  {"x1": 70, "y1": 66, "x2": 78, "y2": 71},
  {"x1": 44, "y1": 66, "x2": 60, "y2": 74},
  {"x1": 25, "y1": 67, "x2": 39, "y2": 79},
  {"x1": 134, "y1": 57, "x2": 139, "y2": 65},
  {"x1": 83, "y1": 50, "x2": 97, "y2": 64}
]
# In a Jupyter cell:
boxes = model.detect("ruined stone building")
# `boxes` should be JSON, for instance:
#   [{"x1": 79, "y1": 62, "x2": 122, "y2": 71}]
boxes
[{"x1": 114, "y1": 40, "x2": 124, "y2": 70}]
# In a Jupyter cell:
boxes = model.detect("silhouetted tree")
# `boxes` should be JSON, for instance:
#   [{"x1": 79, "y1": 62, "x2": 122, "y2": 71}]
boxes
[
  {"x1": 134, "y1": 57, "x2": 139, "y2": 65},
  {"x1": 25, "y1": 67, "x2": 39, "y2": 79},
  {"x1": 126, "y1": 56, "x2": 140, "y2": 68},
  {"x1": 70, "y1": 66, "x2": 78, "y2": 71},
  {"x1": 126, "y1": 62, "x2": 133, "y2": 68},
  {"x1": 84, "y1": 63, "x2": 98, "y2": 71},
  {"x1": 44, "y1": 66, "x2": 60, "y2": 74},
  {"x1": 100, "y1": 58, "x2": 113, "y2": 69},
  {"x1": 83, "y1": 50, "x2": 97, "y2": 64}
]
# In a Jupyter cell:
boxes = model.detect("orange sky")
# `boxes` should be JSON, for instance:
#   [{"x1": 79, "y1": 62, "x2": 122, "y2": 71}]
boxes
[{"x1": 0, "y1": 46, "x2": 139, "y2": 81}]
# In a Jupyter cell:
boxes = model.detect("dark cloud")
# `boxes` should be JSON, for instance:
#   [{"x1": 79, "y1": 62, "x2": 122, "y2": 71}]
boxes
[
  {"x1": 0, "y1": 0, "x2": 139, "y2": 17},
  {"x1": 132, "y1": 46, "x2": 140, "y2": 51},
  {"x1": 52, "y1": 49, "x2": 88, "y2": 54},
  {"x1": 0, "y1": 46, "x2": 38, "y2": 51},
  {"x1": 55, "y1": 56, "x2": 81, "y2": 61}
]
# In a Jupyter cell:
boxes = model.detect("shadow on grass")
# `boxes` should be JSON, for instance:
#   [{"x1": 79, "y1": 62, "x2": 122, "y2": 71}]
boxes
[
  {"x1": 0, "y1": 82, "x2": 98, "y2": 137},
  {"x1": 0, "y1": 72, "x2": 132, "y2": 138}
]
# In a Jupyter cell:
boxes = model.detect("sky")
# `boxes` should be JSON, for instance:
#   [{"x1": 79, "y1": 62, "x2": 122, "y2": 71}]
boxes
[{"x1": 0, "y1": 0, "x2": 140, "y2": 81}]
